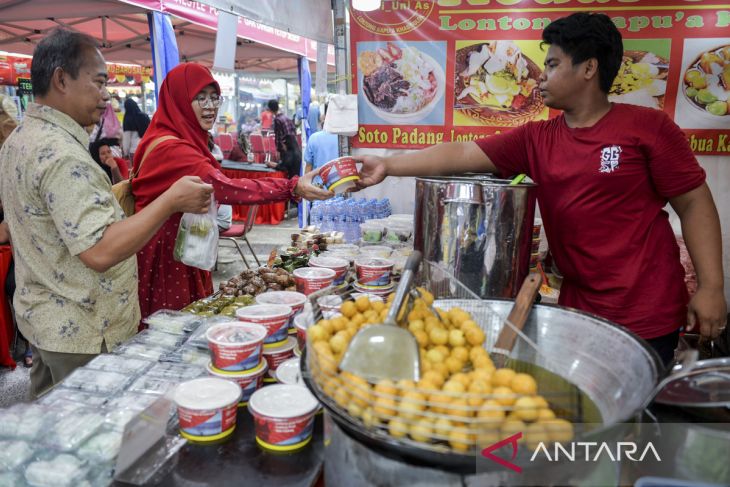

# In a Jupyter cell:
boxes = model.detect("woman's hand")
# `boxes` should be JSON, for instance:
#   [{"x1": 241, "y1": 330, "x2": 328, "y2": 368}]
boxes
[
  {"x1": 295, "y1": 167, "x2": 334, "y2": 201},
  {"x1": 100, "y1": 153, "x2": 118, "y2": 170},
  {"x1": 163, "y1": 176, "x2": 214, "y2": 214}
]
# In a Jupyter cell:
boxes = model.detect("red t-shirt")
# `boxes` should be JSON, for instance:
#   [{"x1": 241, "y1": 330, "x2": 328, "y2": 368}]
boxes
[
  {"x1": 476, "y1": 103, "x2": 705, "y2": 339},
  {"x1": 261, "y1": 110, "x2": 273, "y2": 131}
]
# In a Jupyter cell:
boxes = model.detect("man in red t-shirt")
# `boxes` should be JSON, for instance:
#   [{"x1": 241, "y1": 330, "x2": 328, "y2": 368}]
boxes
[
  {"x1": 260, "y1": 101, "x2": 274, "y2": 132},
  {"x1": 355, "y1": 13, "x2": 726, "y2": 364}
]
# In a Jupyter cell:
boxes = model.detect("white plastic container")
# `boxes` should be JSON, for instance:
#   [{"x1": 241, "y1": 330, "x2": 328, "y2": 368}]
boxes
[
  {"x1": 308, "y1": 256, "x2": 349, "y2": 286},
  {"x1": 235, "y1": 304, "x2": 292, "y2": 348},
  {"x1": 248, "y1": 384, "x2": 319, "y2": 451},
  {"x1": 357, "y1": 245, "x2": 392, "y2": 259},
  {"x1": 206, "y1": 359, "x2": 268, "y2": 406},
  {"x1": 174, "y1": 378, "x2": 242, "y2": 443},
  {"x1": 292, "y1": 267, "x2": 336, "y2": 295},
  {"x1": 354, "y1": 257, "x2": 395, "y2": 289},
  {"x1": 274, "y1": 358, "x2": 303, "y2": 385},
  {"x1": 205, "y1": 322, "x2": 267, "y2": 372}
]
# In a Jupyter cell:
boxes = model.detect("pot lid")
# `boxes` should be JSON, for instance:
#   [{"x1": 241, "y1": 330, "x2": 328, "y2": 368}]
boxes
[{"x1": 655, "y1": 357, "x2": 730, "y2": 408}]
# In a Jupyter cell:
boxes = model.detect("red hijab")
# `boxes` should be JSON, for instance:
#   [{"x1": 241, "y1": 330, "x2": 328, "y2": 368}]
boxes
[{"x1": 133, "y1": 63, "x2": 220, "y2": 172}]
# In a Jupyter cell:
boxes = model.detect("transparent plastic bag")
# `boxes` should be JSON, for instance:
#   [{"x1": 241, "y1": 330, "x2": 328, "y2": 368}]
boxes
[{"x1": 173, "y1": 199, "x2": 218, "y2": 271}]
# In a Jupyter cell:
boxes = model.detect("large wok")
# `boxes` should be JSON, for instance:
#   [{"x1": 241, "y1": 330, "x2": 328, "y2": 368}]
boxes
[{"x1": 303, "y1": 299, "x2": 664, "y2": 474}]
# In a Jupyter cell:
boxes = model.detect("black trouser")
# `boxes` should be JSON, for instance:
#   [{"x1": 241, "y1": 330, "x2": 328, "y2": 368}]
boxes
[{"x1": 646, "y1": 329, "x2": 680, "y2": 367}]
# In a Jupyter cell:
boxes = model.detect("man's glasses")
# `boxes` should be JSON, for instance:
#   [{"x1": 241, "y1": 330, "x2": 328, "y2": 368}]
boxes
[{"x1": 194, "y1": 95, "x2": 222, "y2": 108}]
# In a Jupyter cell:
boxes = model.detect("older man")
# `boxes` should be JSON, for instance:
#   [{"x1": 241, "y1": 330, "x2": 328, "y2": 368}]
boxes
[{"x1": 0, "y1": 29, "x2": 213, "y2": 397}]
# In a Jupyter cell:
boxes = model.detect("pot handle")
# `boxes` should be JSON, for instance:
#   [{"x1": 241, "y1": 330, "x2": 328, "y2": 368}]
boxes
[{"x1": 641, "y1": 349, "x2": 700, "y2": 412}]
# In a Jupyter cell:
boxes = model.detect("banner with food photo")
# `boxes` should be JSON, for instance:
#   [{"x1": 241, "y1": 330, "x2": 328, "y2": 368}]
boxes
[
  {"x1": 349, "y1": 0, "x2": 730, "y2": 155},
  {"x1": 453, "y1": 40, "x2": 548, "y2": 128}
]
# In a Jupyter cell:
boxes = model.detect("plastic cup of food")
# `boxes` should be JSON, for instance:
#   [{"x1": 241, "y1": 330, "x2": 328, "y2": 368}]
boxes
[
  {"x1": 292, "y1": 312, "x2": 313, "y2": 351},
  {"x1": 255, "y1": 291, "x2": 308, "y2": 334},
  {"x1": 316, "y1": 294, "x2": 343, "y2": 316},
  {"x1": 248, "y1": 384, "x2": 320, "y2": 451},
  {"x1": 235, "y1": 304, "x2": 293, "y2": 348},
  {"x1": 206, "y1": 322, "x2": 268, "y2": 373},
  {"x1": 263, "y1": 336, "x2": 297, "y2": 376},
  {"x1": 319, "y1": 157, "x2": 360, "y2": 194},
  {"x1": 387, "y1": 214, "x2": 413, "y2": 224},
  {"x1": 174, "y1": 377, "x2": 242, "y2": 443},
  {"x1": 354, "y1": 257, "x2": 394, "y2": 289},
  {"x1": 308, "y1": 256, "x2": 349, "y2": 286},
  {"x1": 206, "y1": 359, "x2": 268, "y2": 407},
  {"x1": 358, "y1": 245, "x2": 392, "y2": 259},
  {"x1": 383, "y1": 223, "x2": 412, "y2": 244},
  {"x1": 274, "y1": 357, "x2": 303, "y2": 385},
  {"x1": 328, "y1": 244, "x2": 359, "y2": 253},
  {"x1": 352, "y1": 282, "x2": 394, "y2": 298},
  {"x1": 360, "y1": 221, "x2": 385, "y2": 243},
  {"x1": 292, "y1": 267, "x2": 336, "y2": 296}
]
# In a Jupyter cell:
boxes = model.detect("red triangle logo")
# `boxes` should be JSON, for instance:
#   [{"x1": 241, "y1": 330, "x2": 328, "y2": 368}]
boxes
[{"x1": 480, "y1": 432, "x2": 523, "y2": 473}]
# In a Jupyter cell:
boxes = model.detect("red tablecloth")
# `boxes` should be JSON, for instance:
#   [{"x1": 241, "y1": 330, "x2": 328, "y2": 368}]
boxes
[
  {"x1": 0, "y1": 245, "x2": 16, "y2": 369},
  {"x1": 221, "y1": 168, "x2": 287, "y2": 225}
]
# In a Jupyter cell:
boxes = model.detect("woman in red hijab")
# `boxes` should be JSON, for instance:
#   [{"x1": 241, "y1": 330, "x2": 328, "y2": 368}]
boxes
[{"x1": 132, "y1": 63, "x2": 331, "y2": 319}]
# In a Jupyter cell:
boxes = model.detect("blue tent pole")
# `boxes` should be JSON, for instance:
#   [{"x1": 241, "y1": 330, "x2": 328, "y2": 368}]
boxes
[
  {"x1": 298, "y1": 56, "x2": 312, "y2": 229},
  {"x1": 147, "y1": 12, "x2": 180, "y2": 102}
]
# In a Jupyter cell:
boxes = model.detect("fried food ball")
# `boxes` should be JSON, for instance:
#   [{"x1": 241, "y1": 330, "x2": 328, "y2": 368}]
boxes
[
  {"x1": 492, "y1": 368, "x2": 517, "y2": 388},
  {"x1": 511, "y1": 373, "x2": 538, "y2": 396}
]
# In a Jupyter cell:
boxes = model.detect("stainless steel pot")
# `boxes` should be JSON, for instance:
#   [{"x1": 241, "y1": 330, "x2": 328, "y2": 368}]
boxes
[
  {"x1": 413, "y1": 176, "x2": 537, "y2": 299},
  {"x1": 304, "y1": 299, "x2": 663, "y2": 473}
]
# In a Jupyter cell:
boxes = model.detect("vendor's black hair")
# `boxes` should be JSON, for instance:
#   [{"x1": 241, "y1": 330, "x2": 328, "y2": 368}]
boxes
[
  {"x1": 31, "y1": 28, "x2": 100, "y2": 97},
  {"x1": 541, "y1": 13, "x2": 623, "y2": 94},
  {"x1": 267, "y1": 99, "x2": 279, "y2": 113}
]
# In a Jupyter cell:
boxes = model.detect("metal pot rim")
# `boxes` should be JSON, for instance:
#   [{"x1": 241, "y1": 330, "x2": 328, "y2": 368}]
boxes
[{"x1": 415, "y1": 175, "x2": 538, "y2": 187}]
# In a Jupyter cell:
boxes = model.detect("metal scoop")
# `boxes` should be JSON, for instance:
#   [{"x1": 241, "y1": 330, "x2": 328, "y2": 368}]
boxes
[{"x1": 339, "y1": 251, "x2": 423, "y2": 382}]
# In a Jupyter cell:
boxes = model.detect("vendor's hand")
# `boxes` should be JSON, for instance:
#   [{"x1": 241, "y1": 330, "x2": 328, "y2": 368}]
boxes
[
  {"x1": 164, "y1": 176, "x2": 214, "y2": 214},
  {"x1": 265, "y1": 161, "x2": 278, "y2": 169},
  {"x1": 686, "y1": 286, "x2": 727, "y2": 339},
  {"x1": 295, "y1": 167, "x2": 334, "y2": 201},
  {"x1": 352, "y1": 154, "x2": 387, "y2": 190}
]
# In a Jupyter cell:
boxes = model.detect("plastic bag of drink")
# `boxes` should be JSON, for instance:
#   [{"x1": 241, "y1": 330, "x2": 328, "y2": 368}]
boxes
[{"x1": 174, "y1": 199, "x2": 219, "y2": 270}]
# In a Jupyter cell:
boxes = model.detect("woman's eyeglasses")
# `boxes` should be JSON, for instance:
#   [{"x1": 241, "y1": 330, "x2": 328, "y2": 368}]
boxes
[{"x1": 194, "y1": 95, "x2": 222, "y2": 108}]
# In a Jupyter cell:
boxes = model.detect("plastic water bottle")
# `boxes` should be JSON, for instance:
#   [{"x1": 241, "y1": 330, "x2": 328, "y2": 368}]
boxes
[
  {"x1": 320, "y1": 201, "x2": 334, "y2": 232},
  {"x1": 367, "y1": 198, "x2": 379, "y2": 221},
  {"x1": 348, "y1": 201, "x2": 362, "y2": 243},
  {"x1": 310, "y1": 201, "x2": 322, "y2": 229},
  {"x1": 376, "y1": 199, "x2": 386, "y2": 218},
  {"x1": 332, "y1": 199, "x2": 345, "y2": 235},
  {"x1": 383, "y1": 198, "x2": 392, "y2": 217}
]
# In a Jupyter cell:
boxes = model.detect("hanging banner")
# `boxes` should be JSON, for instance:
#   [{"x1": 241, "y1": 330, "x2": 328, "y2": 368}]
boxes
[
  {"x1": 122, "y1": 0, "x2": 335, "y2": 65},
  {"x1": 349, "y1": 0, "x2": 730, "y2": 155}
]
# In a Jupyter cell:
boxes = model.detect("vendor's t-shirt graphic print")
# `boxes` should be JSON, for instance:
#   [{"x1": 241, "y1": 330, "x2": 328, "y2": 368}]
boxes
[{"x1": 599, "y1": 145, "x2": 622, "y2": 173}]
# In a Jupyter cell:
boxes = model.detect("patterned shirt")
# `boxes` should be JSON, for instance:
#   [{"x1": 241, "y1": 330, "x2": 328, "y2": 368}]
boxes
[
  {"x1": 273, "y1": 113, "x2": 297, "y2": 155},
  {"x1": 0, "y1": 103, "x2": 140, "y2": 354}
]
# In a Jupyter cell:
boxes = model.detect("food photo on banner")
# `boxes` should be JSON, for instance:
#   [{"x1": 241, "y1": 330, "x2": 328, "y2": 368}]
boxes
[
  {"x1": 356, "y1": 40, "x2": 447, "y2": 126},
  {"x1": 349, "y1": 0, "x2": 730, "y2": 155},
  {"x1": 675, "y1": 37, "x2": 730, "y2": 132}
]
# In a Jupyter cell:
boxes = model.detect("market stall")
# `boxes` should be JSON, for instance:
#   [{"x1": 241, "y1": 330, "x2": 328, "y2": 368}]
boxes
[
  {"x1": 2, "y1": 1, "x2": 729, "y2": 486},
  {"x1": 0, "y1": 201, "x2": 728, "y2": 486}
]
